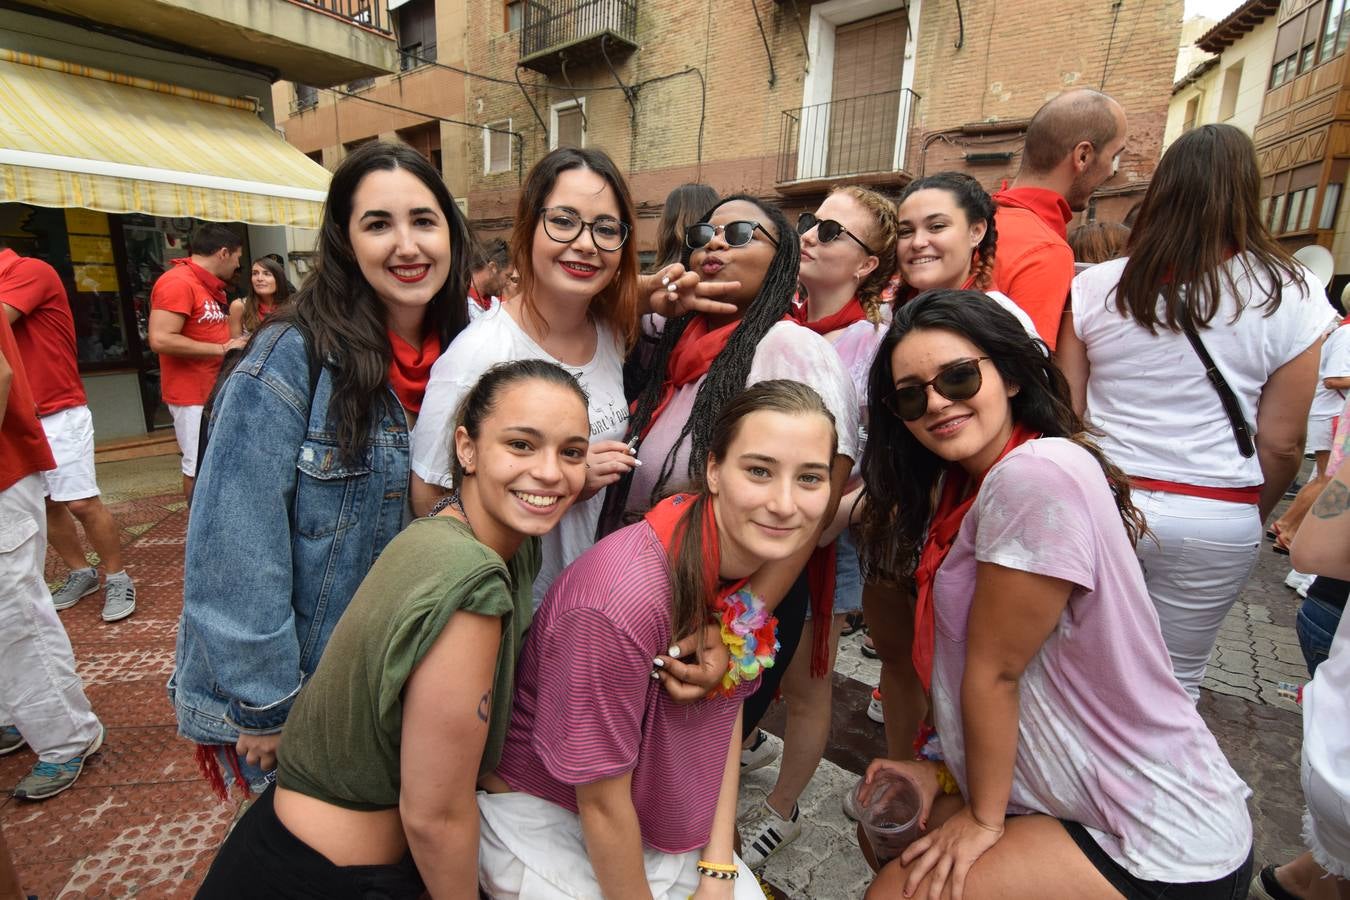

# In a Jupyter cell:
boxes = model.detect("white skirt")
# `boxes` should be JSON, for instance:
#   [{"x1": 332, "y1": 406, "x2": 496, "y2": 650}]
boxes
[{"x1": 478, "y1": 791, "x2": 765, "y2": 899}]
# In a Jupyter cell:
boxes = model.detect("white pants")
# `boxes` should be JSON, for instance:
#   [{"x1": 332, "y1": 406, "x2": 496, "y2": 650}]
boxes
[
  {"x1": 168, "y1": 403, "x2": 203, "y2": 477},
  {"x1": 0, "y1": 474, "x2": 101, "y2": 761},
  {"x1": 1133, "y1": 489, "x2": 1261, "y2": 700},
  {"x1": 478, "y1": 792, "x2": 764, "y2": 899},
  {"x1": 1302, "y1": 604, "x2": 1350, "y2": 877}
]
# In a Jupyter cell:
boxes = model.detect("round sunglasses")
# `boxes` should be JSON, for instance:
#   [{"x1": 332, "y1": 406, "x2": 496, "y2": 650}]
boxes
[
  {"x1": 539, "y1": 206, "x2": 630, "y2": 251},
  {"x1": 684, "y1": 220, "x2": 780, "y2": 250},
  {"x1": 797, "y1": 212, "x2": 877, "y2": 256},
  {"x1": 883, "y1": 357, "x2": 991, "y2": 421}
]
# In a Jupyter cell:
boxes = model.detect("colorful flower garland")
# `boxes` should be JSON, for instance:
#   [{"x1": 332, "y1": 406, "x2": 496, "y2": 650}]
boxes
[{"x1": 711, "y1": 587, "x2": 780, "y2": 697}]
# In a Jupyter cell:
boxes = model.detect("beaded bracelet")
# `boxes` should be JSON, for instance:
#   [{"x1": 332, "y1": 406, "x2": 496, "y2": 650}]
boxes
[{"x1": 696, "y1": 860, "x2": 738, "y2": 880}]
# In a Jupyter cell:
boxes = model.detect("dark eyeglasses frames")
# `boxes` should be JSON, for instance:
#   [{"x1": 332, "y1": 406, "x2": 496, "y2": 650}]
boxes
[
  {"x1": 797, "y1": 213, "x2": 877, "y2": 256},
  {"x1": 539, "y1": 207, "x2": 630, "y2": 251},
  {"x1": 684, "y1": 220, "x2": 780, "y2": 251},
  {"x1": 883, "y1": 357, "x2": 991, "y2": 422}
]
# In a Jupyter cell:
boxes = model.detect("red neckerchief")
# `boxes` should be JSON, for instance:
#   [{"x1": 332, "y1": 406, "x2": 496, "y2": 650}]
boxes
[
  {"x1": 644, "y1": 492, "x2": 749, "y2": 610},
  {"x1": 794, "y1": 294, "x2": 867, "y2": 335},
  {"x1": 895, "y1": 272, "x2": 981, "y2": 307},
  {"x1": 172, "y1": 257, "x2": 227, "y2": 304},
  {"x1": 912, "y1": 422, "x2": 1040, "y2": 692},
  {"x1": 640, "y1": 315, "x2": 742, "y2": 438},
  {"x1": 387, "y1": 328, "x2": 442, "y2": 413},
  {"x1": 992, "y1": 187, "x2": 1073, "y2": 241},
  {"x1": 468, "y1": 284, "x2": 492, "y2": 311}
]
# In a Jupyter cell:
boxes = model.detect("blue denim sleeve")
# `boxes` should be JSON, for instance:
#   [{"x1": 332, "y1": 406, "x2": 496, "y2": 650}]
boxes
[{"x1": 182, "y1": 349, "x2": 309, "y2": 735}]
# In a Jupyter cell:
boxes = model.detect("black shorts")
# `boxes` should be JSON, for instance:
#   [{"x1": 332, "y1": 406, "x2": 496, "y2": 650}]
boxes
[
  {"x1": 1061, "y1": 820, "x2": 1253, "y2": 900},
  {"x1": 196, "y1": 783, "x2": 425, "y2": 899}
]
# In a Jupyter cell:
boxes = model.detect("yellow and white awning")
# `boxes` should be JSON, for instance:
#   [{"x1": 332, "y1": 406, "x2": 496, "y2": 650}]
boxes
[{"x1": 0, "y1": 51, "x2": 329, "y2": 228}]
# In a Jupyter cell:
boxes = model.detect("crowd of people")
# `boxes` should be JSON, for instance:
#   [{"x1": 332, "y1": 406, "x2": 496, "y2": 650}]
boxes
[{"x1": 1, "y1": 85, "x2": 1348, "y2": 900}]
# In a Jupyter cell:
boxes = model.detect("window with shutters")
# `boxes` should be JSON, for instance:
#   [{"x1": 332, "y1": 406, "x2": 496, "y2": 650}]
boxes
[
  {"x1": 550, "y1": 100, "x2": 585, "y2": 150},
  {"x1": 1321, "y1": 0, "x2": 1350, "y2": 61},
  {"x1": 484, "y1": 120, "x2": 512, "y2": 174},
  {"x1": 506, "y1": 1, "x2": 523, "y2": 32},
  {"x1": 397, "y1": 0, "x2": 437, "y2": 70}
]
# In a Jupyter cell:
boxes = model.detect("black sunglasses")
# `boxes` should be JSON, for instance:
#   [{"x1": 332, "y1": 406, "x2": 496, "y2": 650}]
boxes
[
  {"x1": 883, "y1": 357, "x2": 991, "y2": 422},
  {"x1": 685, "y1": 220, "x2": 779, "y2": 250},
  {"x1": 797, "y1": 213, "x2": 876, "y2": 256}
]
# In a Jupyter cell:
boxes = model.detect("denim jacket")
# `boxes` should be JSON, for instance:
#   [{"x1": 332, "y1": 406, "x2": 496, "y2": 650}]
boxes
[{"x1": 169, "y1": 324, "x2": 412, "y2": 745}]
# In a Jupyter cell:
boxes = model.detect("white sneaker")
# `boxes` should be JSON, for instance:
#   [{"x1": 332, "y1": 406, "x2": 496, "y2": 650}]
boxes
[
  {"x1": 740, "y1": 799, "x2": 801, "y2": 868},
  {"x1": 740, "y1": 729, "x2": 780, "y2": 773},
  {"x1": 1284, "y1": 569, "x2": 1315, "y2": 595},
  {"x1": 867, "y1": 688, "x2": 885, "y2": 724}
]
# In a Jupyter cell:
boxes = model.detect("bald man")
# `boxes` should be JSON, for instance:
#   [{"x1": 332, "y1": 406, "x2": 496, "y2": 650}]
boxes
[{"x1": 993, "y1": 89, "x2": 1128, "y2": 347}]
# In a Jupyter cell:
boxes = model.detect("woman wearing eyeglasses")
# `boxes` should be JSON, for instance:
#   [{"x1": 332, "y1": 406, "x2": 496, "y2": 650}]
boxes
[
  {"x1": 737, "y1": 186, "x2": 900, "y2": 867},
  {"x1": 409, "y1": 148, "x2": 641, "y2": 605},
  {"x1": 857, "y1": 290, "x2": 1253, "y2": 900}
]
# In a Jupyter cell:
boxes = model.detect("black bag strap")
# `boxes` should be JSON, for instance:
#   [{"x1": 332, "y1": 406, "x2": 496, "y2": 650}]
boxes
[{"x1": 1179, "y1": 317, "x2": 1257, "y2": 459}]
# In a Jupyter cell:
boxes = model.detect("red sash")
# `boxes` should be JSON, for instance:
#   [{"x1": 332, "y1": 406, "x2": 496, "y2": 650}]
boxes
[
  {"x1": 387, "y1": 328, "x2": 442, "y2": 414},
  {"x1": 1129, "y1": 478, "x2": 1260, "y2": 505}
]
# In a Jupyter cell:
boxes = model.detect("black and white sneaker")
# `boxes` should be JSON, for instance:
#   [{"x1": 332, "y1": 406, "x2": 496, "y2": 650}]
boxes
[
  {"x1": 740, "y1": 729, "x2": 780, "y2": 773},
  {"x1": 740, "y1": 799, "x2": 801, "y2": 868}
]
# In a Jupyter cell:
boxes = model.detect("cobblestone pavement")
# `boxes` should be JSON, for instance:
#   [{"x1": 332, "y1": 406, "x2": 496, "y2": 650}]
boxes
[{"x1": 0, "y1": 457, "x2": 1315, "y2": 897}]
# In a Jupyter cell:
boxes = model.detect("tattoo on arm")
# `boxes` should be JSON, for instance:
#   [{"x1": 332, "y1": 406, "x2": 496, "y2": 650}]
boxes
[
  {"x1": 1312, "y1": 480, "x2": 1350, "y2": 520},
  {"x1": 477, "y1": 691, "x2": 490, "y2": 723}
]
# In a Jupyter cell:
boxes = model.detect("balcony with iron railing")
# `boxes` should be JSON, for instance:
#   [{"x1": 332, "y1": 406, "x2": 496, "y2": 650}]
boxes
[
  {"x1": 777, "y1": 88, "x2": 921, "y2": 192},
  {"x1": 518, "y1": 0, "x2": 638, "y2": 74}
]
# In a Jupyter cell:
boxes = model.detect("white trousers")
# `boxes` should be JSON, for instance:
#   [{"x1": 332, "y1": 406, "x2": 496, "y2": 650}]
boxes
[
  {"x1": 1133, "y1": 489, "x2": 1261, "y2": 701},
  {"x1": 1302, "y1": 603, "x2": 1350, "y2": 877},
  {"x1": 478, "y1": 791, "x2": 764, "y2": 899},
  {"x1": 0, "y1": 473, "x2": 101, "y2": 761}
]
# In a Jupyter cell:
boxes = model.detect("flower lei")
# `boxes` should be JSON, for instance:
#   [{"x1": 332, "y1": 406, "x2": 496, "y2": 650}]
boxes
[{"x1": 711, "y1": 587, "x2": 780, "y2": 697}]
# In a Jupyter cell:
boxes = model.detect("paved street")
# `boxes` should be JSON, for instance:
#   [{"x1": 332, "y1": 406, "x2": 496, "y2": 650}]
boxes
[{"x1": 0, "y1": 454, "x2": 1313, "y2": 898}]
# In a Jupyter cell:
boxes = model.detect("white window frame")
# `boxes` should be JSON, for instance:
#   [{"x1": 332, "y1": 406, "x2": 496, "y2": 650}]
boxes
[
  {"x1": 483, "y1": 118, "x2": 513, "y2": 174},
  {"x1": 549, "y1": 98, "x2": 586, "y2": 150},
  {"x1": 797, "y1": 0, "x2": 916, "y2": 179}
]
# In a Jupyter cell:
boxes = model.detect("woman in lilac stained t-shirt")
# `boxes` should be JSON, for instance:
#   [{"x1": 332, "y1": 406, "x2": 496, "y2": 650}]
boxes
[
  {"x1": 477, "y1": 381, "x2": 838, "y2": 899},
  {"x1": 854, "y1": 291, "x2": 1253, "y2": 900}
]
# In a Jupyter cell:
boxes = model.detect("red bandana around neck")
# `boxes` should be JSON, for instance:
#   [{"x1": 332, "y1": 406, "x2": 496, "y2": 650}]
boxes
[
  {"x1": 468, "y1": 284, "x2": 492, "y2": 311},
  {"x1": 387, "y1": 328, "x2": 442, "y2": 414},
  {"x1": 895, "y1": 272, "x2": 981, "y2": 308},
  {"x1": 794, "y1": 294, "x2": 867, "y2": 336},
  {"x1": 912, "y1": 422, "x2": 1040, "y2": 692},
  {"x1": 640, "y1": 315, "x2": 741, "y2": 438},
  {"x1": 644, "y1": 492, "x2": 749, "y2": 610},
  {"x1": 991, "y1": 187, "x2": 1074, "y2": 241}
]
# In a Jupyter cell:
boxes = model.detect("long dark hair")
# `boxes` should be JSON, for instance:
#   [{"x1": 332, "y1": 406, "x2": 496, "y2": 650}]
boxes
[
  {"x1": 654, "y1": 183, "x2": 718, "y2": 270},
  {"x1": 451, "y1": 359, "x2": 589, "y2": 484},
  {"x1": 599, "y1": 194, "x2": 801, "y2": 535},
  {"x1": 271, "y1": 141, "x2": 471, "y2": 462},
  {"x1": 241, "y1": 257, "x2": 291, "y2": 334},
  {"x1": 857, "y1": 290, "x2": 1144, "y2": 577},
  {"x1": 667, "y1": 380, "x2": 837, "y2": 642},
  {"x1": 896, "y1": 172, "x2": 998, "y2": 290},
  {"x1": 1114, "y1": 123, "x2": 1307, "y2": 332},
  {"x1": 509, "y1": 147, "x2": 640, "y2": 348}
]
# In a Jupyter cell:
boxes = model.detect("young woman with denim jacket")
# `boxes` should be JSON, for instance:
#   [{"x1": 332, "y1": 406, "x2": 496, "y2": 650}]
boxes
[{"x1": 169, "y1": 141, "x2": 473, "y2": 796}]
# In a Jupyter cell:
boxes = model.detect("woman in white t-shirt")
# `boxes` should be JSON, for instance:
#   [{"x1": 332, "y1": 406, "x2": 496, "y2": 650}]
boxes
[
  {"x1": 1059, "y1": 123, "x2": 1327, "y2": 699},
  {"x1": 857, "y1": 290, "x2": 1252, "y2": 900},
  {"x1": 410, "y1": 148, "x2": 643, "y2": 604}
]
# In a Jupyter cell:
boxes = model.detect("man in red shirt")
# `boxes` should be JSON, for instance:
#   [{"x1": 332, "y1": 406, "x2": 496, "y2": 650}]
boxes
[
  {"x1": 1, "y1": 246, "x2": 136, "y2": 622},
  {"x1": 0, "y1": 314, "x2": 105, "y2": 801},
  {"x1": 148, "y1": 224, "x2": 245, "y2": 499},
  {"x1": 993, "y1": 89, "x2": 1128, "y2": 348}
]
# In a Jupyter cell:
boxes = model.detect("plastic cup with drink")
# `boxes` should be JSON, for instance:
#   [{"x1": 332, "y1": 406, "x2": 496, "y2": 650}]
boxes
[{"x1": 854, "y1": 770, "x2": 924, "y2": 867}]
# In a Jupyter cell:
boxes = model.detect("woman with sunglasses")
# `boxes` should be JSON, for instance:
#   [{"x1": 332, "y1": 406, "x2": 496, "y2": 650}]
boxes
[
  {"x1": 1058, "y1": 124, "x2": 1328, "y2": 699},
  {"x1": 858, "y1": 290, "x2": 1253, "y2": 900},
  {"x1": 738, "y1": 186, "x2": 899, "y2": 867}
]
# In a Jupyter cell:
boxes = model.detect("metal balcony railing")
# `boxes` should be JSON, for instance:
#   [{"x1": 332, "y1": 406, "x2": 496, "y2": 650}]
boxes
[
  {"x1": 777, "y1": 88, "x2": 921, "y2": 184},
  {"x1": 519, "y1": 0, "x2": 638, "y2": 72},
  {"x1": 287, "y1": 0, "x2": 391, "y2": 34}
]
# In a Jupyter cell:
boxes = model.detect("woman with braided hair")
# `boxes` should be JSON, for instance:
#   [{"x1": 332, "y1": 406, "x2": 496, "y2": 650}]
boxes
[{"x1": 598, "y1": 194, "x2": 859, "y2": 749}]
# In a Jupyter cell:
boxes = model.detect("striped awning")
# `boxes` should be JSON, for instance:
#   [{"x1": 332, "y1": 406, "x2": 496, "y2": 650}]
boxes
[{"x1": 0, "y1": 51, "x2": 329, "y2": 228}]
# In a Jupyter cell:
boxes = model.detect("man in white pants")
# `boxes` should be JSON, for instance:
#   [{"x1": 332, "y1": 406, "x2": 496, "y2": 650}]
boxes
[
  {"x1": 0, "y1": 245, "x2": 135, "y2": 621},
  {"x1": 0, "y1": 315, "x2": 105, "y2": 800}
]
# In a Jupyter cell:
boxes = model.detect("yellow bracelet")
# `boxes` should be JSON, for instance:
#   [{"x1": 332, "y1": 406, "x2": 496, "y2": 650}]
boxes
[
  {"x1": 934, "y1": 762, "x2": 960, "y2": 796},
  {"x1": 696, "y1": 859, "x2": 738, "y2": 874}
]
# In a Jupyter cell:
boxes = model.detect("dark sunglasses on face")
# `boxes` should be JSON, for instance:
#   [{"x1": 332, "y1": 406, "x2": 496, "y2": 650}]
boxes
[
  {"x1": 539, "y1": 207, "x2": 630, "y2": 251},
  {"x1": 797, "y1": 212, "x2": 877, "y2": 256},
  {"x1": 684, "y1": 220, "x2": 780, "y2": 250},
  {"x1": 883, "y1": 357, "x2": 991, "y2": 422}
]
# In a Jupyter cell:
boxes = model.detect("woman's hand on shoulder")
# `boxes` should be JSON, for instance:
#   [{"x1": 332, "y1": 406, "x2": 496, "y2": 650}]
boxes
[
  {"x1": 653, "y1": 623, "x2": 729, "y2": 703},
  {"x1": 899, "y1": 806, "x2": 1004, "y2": 900},
  {"x1": 581, "y1": 440, "x2": 640, "y2": 502},
  {"x1": 645, "y1": 264, "x2": 740, "y2": 319}
]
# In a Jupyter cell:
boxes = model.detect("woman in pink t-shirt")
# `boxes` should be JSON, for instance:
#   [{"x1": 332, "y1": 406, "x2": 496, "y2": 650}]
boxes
[
  {"x1": 478, "y1": 380, "x2": 838, "y2": 899},
  {"x1": 855, "y1": 291, "x2": 1252, "y2": 900}
]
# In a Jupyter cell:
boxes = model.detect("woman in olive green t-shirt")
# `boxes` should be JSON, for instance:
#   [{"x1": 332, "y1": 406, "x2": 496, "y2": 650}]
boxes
[{"x1": 197, "y1": 360, "x2": 591, "y2": 899}]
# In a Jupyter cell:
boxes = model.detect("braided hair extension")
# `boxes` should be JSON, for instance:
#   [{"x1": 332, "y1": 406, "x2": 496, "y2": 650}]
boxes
[
  {"x1": 596, "y1": 195, "x2": 801, "y2": 537},
  {"x1": 896, "y1": 172, "x2": 999, "y2": 291}
]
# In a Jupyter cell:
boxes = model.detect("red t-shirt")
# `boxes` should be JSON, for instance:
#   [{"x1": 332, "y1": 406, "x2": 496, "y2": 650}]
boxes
[
  {"x1": 992, "y1": 188, "x2": 1076, "y2": 350},
  {"x1": 150, "y1": 259, "x2": 230, "y2": 406},
  {"x1": 0, "y1": 314, "x2": 56, "y2": 493},
  {"x1": 0, "y1": 249, "x2": 87, "y2": 416}
]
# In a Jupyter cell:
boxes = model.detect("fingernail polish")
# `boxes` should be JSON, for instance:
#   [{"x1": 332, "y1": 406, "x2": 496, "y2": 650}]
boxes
[
  {"x1": 632, "y1": 458, "x2": 642, "y2": 466},
  {"x1": 650, "y1": 669, "x2": 660, "y2": 680},
  {"x1": 661, "y1": 275, "x2": 670, "y2": 286},
  {"x1": 668, "y1": 645, "x2": 680, "y2": 657},
  {"x1": 652, "y1": 657, "x2": 666, "y2": 669}
]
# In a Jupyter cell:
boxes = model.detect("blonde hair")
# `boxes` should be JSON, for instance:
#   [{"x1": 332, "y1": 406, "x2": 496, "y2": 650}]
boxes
[{"x1": 832, "y1": 186, "x2": 900, "y2": 323}]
